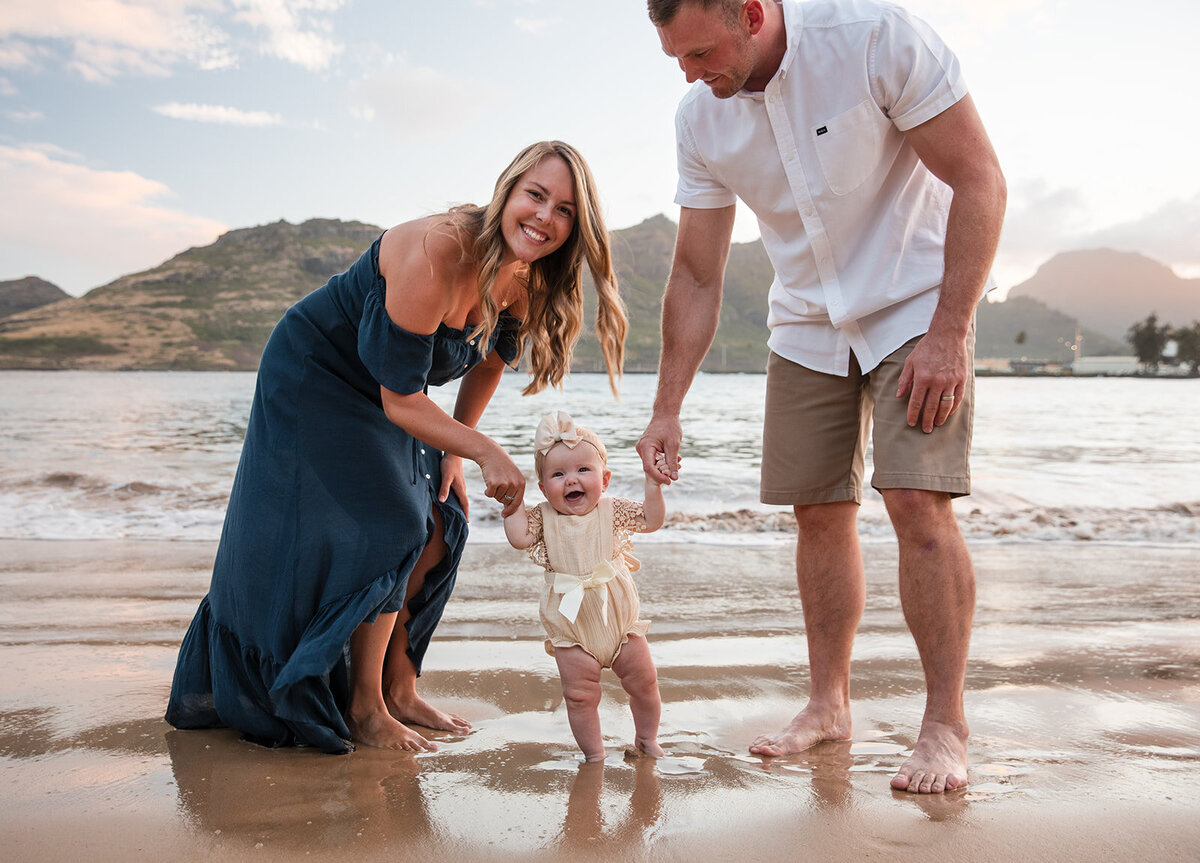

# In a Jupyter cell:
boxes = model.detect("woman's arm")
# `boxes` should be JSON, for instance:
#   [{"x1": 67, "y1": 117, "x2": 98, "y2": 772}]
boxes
[{"x1": 375, "y1": 222, "x2": 526, "y2": 514}]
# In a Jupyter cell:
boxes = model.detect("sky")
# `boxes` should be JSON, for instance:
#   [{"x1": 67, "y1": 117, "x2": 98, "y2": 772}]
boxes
[{"x1": 1, "y1": 0, "x2": 1198, "y2": 299}]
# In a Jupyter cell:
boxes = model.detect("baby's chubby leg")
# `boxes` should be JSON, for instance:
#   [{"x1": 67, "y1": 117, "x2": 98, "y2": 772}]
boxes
[
  {"x1": 612, "y1": 636, "x2": 665, "y2": 758},
  {"x1": 554, "y1": 646, "x2": 606, "y2": 762}
]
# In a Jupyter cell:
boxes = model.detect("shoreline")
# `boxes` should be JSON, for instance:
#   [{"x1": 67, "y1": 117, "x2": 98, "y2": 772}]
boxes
[{"x1": 2, "y1": 538, "x2": 1199, "y2": 862}]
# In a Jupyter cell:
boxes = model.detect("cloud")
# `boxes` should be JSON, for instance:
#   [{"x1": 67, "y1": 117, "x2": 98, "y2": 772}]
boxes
[
  {"x1": 232, "y1": 0, "x2": 345, "y2": 71},
  {"x1": 0, "y1": 144, "x2": 226, "y2": 295},
  {"x1": 3, "y1": 108, "x2": 42, "y2": 121},
  {"x1": 514, "y1": 18, "x2": 556, "y2": 35},
  {"x1": 0, "y1": 0, "x2": 348, "y2": 81},
  {"x1": 351, "y1": 59, "x2": 503, "y2": 138},
  {"x1": 994, "y1": 181, "x2": 1200, "y2": 291},
  {"x1": 153, "y1": 101, "x2": 283, "y2": 126},
  {"x1": 0, "y1": 0, "x2": 234, "y2": 81},
  {"x1": 1082, "y1": 195, "x2": 1200, "y2": 276}
]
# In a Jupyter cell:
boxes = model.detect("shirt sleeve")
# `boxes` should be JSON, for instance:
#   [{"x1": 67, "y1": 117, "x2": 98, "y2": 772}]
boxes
[
  {"x1": 674, "y1": 100, "x2": 738, "y2": 209},
  {"x1": 357, "y1": 283, "x2": 436, "y2": 394},
  {"x1": 870, "y1": 5, "x2": 967, "y2": 131}
]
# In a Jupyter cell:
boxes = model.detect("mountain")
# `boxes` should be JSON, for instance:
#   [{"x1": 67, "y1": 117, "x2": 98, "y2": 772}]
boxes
[
  {"x1": 975, "y1": 295, "x2": 1125, "y2": 363},
  {"x1": 0, "y1": 219, "x2": 382, "y2": 370},
  {"x1": 0, "y1": 214, "x2": 774, "y2": 373},
  {"x1": 0, "y1": 276, "x2": 70, "y2": 318},
  {"x1": 0, "y1": 217, "x2": 1190, "y2": 372},
  {"x1": 1006, "y1": 249, "x2": 1199, "y2": 339}
]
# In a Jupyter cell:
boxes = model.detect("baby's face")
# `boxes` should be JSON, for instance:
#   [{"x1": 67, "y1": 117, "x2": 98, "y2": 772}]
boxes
[{"x1": 538, "y1": 442, "x2": 610, "y2": 516}]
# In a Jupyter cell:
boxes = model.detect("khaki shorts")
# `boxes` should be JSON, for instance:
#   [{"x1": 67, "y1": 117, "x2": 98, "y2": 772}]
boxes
[{"x1": 760, "y1": 335, "x2": 973, "y2": 505}]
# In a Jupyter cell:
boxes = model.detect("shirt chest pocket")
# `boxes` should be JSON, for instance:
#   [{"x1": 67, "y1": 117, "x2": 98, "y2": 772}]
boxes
[{"x1": 812, "y1": 99, "x2": 887, "y2": 196}]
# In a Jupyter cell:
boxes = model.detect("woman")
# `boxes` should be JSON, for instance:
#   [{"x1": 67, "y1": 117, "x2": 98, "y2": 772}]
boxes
[{"x1": 166, "y1": 141, "x2": 627, "y2": 754}]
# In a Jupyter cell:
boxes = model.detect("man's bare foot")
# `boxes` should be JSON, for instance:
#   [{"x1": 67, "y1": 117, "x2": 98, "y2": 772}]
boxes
[
  {"x1": 346, "y1": 708, "x2": 437, "y2": 752},
  {"x1": 385, "y1": 692, "x2": 471, "y2": 734},
  {"x1": 890, "y1": 719, "x2": 969, "y2": 794},
  {"x1": 748, "y1": 704, "x2": 852, "y2": 757}
]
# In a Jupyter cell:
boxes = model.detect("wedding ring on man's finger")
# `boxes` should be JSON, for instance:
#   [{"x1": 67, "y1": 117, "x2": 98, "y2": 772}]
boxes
[{"x1": 940, "y1": 395, "x2": 955, "y2": 402}]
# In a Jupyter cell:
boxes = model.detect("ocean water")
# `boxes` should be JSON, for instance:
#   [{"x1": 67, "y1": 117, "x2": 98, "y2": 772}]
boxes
[{"x1": 0, "y1": 370, "x2": 1197, "y2": 546}]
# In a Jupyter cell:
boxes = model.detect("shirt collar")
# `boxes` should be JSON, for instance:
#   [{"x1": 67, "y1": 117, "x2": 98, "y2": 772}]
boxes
[{"x1": 736, "y1": 0, "x2": 802, "y2": 99}]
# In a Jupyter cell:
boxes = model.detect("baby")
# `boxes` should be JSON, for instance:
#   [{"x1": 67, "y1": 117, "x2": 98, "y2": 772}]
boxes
[{"x1": 504, "y1": 410, "x2": 667, "y2": 762}]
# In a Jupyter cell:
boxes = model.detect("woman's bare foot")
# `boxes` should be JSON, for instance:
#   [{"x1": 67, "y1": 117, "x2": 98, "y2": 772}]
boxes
[
  {"x1": 386, "y1": 691, "x2": 472, "y2": 734},
  {"x1": 346, "y1": 707, "x2": 437, "y2": 752},
  {"x1": 748, "y1": 703, "x2": 852, "y2": 757},
  {"x1": 890, "y1": 719, "x2": 969, "y2": 794}
]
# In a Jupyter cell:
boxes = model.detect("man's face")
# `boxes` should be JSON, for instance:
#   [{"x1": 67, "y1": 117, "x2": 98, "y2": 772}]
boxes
[{"x1": 657, "y1": 2, "x2": 755, "y2": 99}]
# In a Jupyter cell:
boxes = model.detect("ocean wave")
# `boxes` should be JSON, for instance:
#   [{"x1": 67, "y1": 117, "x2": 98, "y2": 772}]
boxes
[
  {"x1": 655, "y1": 502, "x2": 1200, "y2": 545},
  {"x1": 2, "y1": 467, "x2": 1196, "y2": 546}
]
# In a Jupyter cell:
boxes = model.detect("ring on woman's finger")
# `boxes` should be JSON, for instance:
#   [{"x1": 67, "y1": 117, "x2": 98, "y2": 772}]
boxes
[{"x1": 501, "y1": 492, "x2": 514, "y2": 501}]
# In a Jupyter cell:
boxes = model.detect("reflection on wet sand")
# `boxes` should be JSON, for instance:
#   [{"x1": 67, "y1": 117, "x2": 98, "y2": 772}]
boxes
[{"x1": 2, "y1": 539, "x2": 1200, "y2": 861}]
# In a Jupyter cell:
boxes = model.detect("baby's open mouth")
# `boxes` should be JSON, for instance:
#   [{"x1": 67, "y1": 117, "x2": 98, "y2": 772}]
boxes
[{"x1": 565, "y1": 490, "x2": 585, "y2": 502}]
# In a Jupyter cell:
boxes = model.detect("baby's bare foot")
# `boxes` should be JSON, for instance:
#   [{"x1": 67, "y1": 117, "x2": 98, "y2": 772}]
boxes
[
  {"x1": 890, "y1": 719, "x2": 969, "y2": 794},
  {"x1": 627, "y1": 738, "x2": 665, "y2": 758},
  {"x1": 748, "y1": 704, "x2": 851, "y2": 757}
]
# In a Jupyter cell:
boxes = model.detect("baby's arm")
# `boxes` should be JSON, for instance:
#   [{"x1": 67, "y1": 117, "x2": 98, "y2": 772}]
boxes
[
  {"x1": 503, "y1": 501, "x2": 536, "y2": 550},
  {"x1": 639, "y1": 474, "x2": 666, "y2": 533}
]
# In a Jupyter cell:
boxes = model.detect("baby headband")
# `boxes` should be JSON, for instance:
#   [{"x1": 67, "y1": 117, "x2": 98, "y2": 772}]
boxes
[{"x1": 534, "y1": 410, "x2": 607, "y2": 464}]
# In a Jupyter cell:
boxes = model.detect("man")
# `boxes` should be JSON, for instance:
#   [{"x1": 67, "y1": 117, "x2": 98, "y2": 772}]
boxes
[{"x1": 637, "y1": 0, "x2": 1006, "y2": 794}]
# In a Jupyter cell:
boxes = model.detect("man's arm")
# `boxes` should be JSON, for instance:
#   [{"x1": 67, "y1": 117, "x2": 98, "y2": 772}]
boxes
[
  {"x1": 636, "y1": 204, "x2": 736, "y2": 482},
  {"x1": 899, "y1": 94, "x2": 1007, "y2": 433}
]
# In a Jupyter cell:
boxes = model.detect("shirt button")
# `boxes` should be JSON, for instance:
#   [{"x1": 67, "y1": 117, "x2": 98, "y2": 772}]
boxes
[
  {"x1": 420, "y1": 449, "x2": 425, "y2": 455},
  {"x1": 425, "y1": 474, "x2": 431, "y2": 480}
]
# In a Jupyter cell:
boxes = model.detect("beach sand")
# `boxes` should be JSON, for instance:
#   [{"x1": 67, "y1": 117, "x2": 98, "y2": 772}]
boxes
[{"x1": 2, "y1": 537, "x2": 1198, "y2": 862}]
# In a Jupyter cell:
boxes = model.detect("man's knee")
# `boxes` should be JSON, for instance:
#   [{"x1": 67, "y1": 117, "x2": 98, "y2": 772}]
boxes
[
  {"x1": 792, "y1": 500, "x2": 858, "y2": 538},
  {"x1": 881, "y1": 489, "x2": 956, "y2": 538}
]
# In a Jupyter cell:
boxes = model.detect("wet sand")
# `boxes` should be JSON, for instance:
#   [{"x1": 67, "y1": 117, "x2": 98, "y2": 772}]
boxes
[{"x1": 2, "y1": 537, "x2": 1199, "y2": 862}]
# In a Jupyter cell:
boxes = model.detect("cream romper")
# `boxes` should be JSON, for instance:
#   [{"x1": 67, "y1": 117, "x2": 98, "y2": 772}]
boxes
[{"x1": 526, "y1": 497, "x2": 650, "y2": 668}]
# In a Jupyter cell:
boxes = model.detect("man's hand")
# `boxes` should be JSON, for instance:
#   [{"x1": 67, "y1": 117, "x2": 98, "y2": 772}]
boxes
[
  {"x1": 896, "y1": 329, "x2": 969, "y2": 434},
  {"x1": 637, "y1": 414, "x2": 682, "y2": 485}
]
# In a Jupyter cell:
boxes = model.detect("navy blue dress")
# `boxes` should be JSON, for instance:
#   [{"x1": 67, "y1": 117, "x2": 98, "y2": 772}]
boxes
[{"x1": 166, "y1": 234, "x2": 519, "y2": 754}]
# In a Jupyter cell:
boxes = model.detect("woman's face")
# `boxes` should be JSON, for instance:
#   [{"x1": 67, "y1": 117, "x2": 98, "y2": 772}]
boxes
[{"x1": 500, "y1": 155, "x2": 577, "y2": 264}]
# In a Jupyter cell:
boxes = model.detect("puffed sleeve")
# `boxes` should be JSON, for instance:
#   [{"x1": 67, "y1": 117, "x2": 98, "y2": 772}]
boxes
[
  {"x1": 492, "y1": 311, "x2": 522, "y2": 368},
  {"x1": 357, "y1": 283, "x2": 436, "y2": 394},
  {"x1": 611, "y1": 497, "x2": 645, "y2": 538}
]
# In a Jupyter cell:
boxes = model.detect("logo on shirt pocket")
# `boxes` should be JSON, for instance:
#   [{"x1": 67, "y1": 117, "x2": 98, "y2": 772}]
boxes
[{"x1": 813, "y1": 100, "x2": 885, "y2": 196}]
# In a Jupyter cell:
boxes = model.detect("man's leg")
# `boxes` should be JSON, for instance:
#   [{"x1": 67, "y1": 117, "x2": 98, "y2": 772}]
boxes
[
  {"x1": 749, "y1": 500, "x2": 862, "y2": 756},
  {"x1": 882, "y1": 488, "x2": 974, "y2": 793}
]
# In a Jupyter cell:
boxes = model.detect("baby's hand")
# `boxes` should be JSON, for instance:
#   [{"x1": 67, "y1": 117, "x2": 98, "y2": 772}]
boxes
[{"x1": 652, "y1": 451, "x2": 681, "y2": 484}]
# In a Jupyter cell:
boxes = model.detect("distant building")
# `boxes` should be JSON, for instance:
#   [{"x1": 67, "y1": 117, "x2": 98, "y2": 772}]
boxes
[{"x1": 1071, "y1": 355, "x2": 1139, "y2": 375}]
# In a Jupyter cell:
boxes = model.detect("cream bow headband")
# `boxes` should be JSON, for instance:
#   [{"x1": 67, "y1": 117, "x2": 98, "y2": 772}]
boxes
[
  {"x1": 535, "y1": 410, "x2": 582, "y2": 455},
  {"x1": 533, "y1": 411, "x2": 607, "y2": 466}
]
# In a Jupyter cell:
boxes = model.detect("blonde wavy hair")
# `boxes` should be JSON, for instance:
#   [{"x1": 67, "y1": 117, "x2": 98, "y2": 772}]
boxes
[{"x1": 446, "y1": 141, "x2": 626, "y2": 396}]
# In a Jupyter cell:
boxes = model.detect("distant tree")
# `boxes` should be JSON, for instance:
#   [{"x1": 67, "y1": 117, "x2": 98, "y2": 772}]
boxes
[
  {"x1": 1127, "y1": 313, "x2": 1169, "y2": 371},
  {"x1": 1172, "y1": 322, "x2": 1200, "y2": 376}
]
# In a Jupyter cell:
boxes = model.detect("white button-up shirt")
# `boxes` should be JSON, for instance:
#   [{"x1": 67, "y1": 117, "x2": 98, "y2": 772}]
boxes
[{"x1": 674, "y1": 0, "x2": 972, "y2": 375}]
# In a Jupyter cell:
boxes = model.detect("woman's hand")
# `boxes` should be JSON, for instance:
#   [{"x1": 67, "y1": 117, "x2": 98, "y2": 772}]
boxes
[
  {"x1": 478, "y1": 443, "x2": 526, "y2": 517},
  {"x1": 439, "y1": 453, "x2": 469, "y2": 520}
]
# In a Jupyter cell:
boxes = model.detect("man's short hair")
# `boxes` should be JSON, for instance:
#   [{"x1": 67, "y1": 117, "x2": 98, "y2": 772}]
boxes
[{"x1": 648, "y1": 0, "x2": 744, "y2": 28}]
